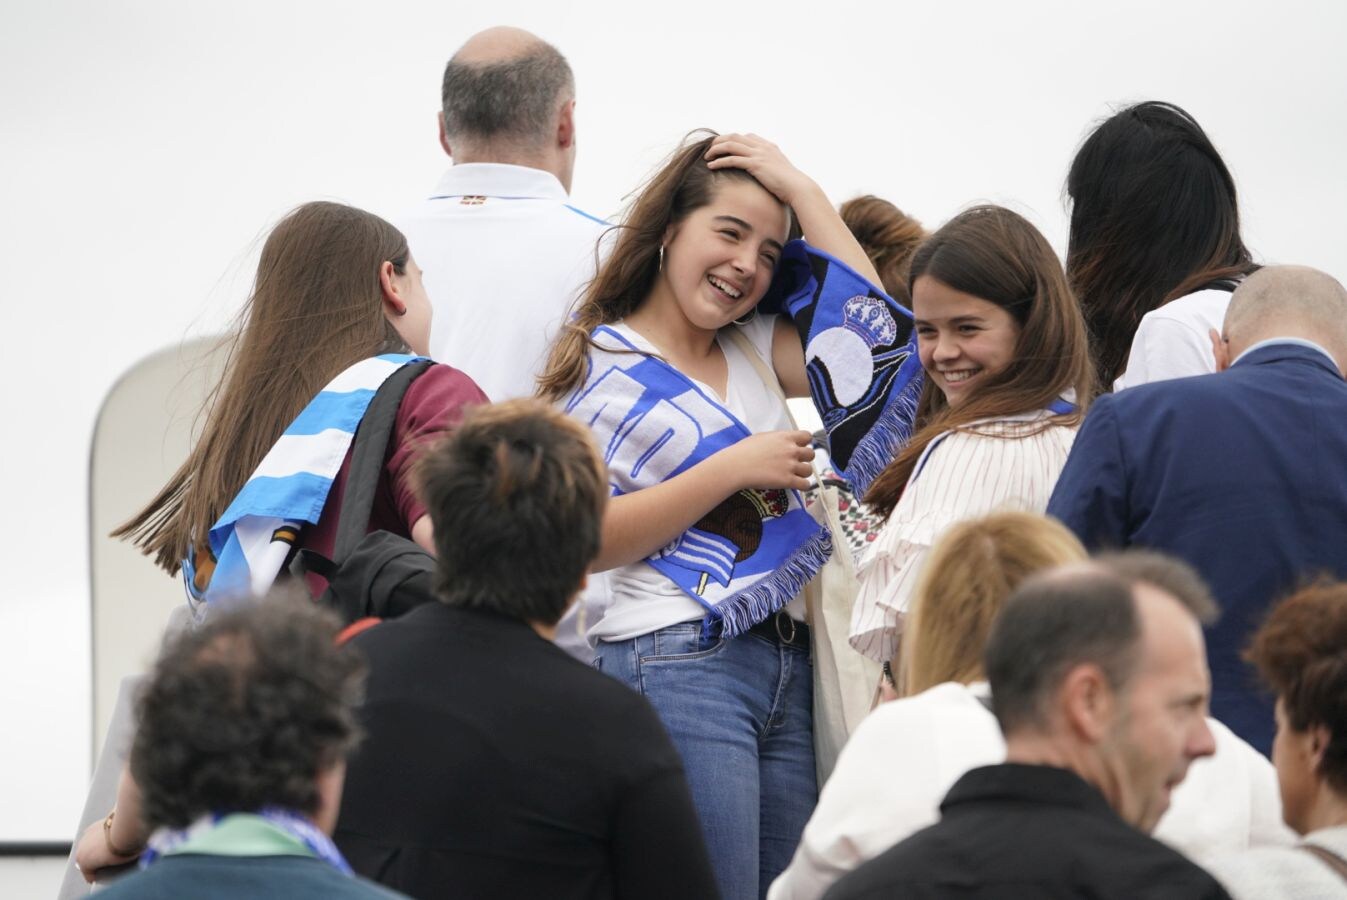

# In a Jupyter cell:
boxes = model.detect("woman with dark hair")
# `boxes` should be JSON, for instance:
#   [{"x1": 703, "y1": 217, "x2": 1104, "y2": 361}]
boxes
[
  {"x1": 74, "y1": 201, "x2": 486, "y2": 876},
  {"x1": 850, "y1": 205, "x2": 1094, "y2": 664},
  {"x1": 838, "y1": 195, "x2": 926, "y2": 308},
  {"x1": 1067, "y1": 100, "x2": 1258, "y2": 390},
  {"x1": 538, "y1": 131, "x2": 893, "y2": 900},
  {"x1": 1211, "y1": 581, "x2": 1347, "y2": 898}
]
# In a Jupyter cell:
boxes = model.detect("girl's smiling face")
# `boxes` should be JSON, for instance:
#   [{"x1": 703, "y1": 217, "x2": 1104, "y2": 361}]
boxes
[
  {"x1": 913, "y1": 274, "x2": 1021, "y2": 408},
  {"x1": 658, "y1": 178, "x2": 788, "y2": 333}
]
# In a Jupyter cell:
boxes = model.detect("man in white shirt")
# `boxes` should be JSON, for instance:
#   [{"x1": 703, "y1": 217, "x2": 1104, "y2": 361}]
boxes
[
  {"x1": 399, "y1": 26, "x2": 609, "y2": 403},
  {"x1": 400, "y1": 27, "x2": 611, "y2": 658}
]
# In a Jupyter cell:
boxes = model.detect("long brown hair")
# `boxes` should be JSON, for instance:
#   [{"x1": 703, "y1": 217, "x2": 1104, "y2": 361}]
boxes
[
  {"x1": 900, "y1": 512, "x2": 1086, "y2": 696},
  {"x1": 114, "y1": 201, "x2": 410, "y2": 573},
  {"x1": 839, "y1": 194, "x2": 926, "y2": 307},
  {"x1": 1067, "y1": 101, "x2": 1256, "y2": 388},
  {"x1": 536, "y1": 130, "x2": 785, "y2": 401},
  {"x1": 864, "y1": 205, "x2": 1095, "y2": 520}
]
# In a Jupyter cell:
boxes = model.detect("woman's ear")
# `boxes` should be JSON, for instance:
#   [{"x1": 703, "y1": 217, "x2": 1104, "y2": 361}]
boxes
[{"x1": 379, "y1": 260, "x2": 407, "y2": 318}]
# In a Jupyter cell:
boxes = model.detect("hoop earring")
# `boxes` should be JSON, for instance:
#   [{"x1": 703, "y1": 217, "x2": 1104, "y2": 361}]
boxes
[
  {"x1": 733, "y1": 307, "x2": 758, "y2": 326},
  {"x1": 658, "y1": 245, "x2": 665, "y2": 270}
]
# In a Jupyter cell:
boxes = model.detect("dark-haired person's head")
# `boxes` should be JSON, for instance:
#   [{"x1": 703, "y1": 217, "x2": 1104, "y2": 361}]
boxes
[
  {"x1": 130, "y1": 598, "x2": 365, "y2": 834},
  {"x1": 984, "y1": 551, "x2": 1219, "y2": 833},
  {"x1": 417, "y1": 399, "x2": 606, "y2": 628},
  {"x1": 1245, "y1": 581, "x2": 1347, "y2": 835},
  {"x1": 1066, "y1": 100, "x2": 1256, "y2": 388},
  {"x1": 439, "y1": 27, "x2": 577, "y2": 191}
]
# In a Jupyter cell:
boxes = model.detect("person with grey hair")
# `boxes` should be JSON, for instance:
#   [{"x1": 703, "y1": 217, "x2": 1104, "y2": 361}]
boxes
[
  {"x1": 398, "y1": 26, "x2": 606, "y2": 405},
  {"x1": 1049, "y1": 265, "x2": 1347, "y2": 755},
  {"x1": 824, "y1": 552, "x2": 1232, "y2": 899},
  {"x1": 397, "y1": 26, "x2": 611, "y2": 659}
]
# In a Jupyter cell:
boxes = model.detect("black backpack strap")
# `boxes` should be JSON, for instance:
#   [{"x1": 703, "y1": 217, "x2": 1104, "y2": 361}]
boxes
[
  {"x1": 333, "y1": 359, "x2": 434, "y2": 560},
  {"x1": 292, "y1": 359, "x2": 433, "y2": 580}
]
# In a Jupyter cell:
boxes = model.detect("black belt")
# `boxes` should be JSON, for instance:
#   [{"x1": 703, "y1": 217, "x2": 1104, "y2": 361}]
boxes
[{"x1": 746, "y1": 611, "x2": 810, "y2": 649}]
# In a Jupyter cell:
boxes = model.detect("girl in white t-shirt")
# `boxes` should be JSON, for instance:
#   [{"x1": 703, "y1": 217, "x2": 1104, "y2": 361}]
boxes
[
  {"x1": 851, "y1": 205, "x2": 1095, "y2": 664},
  {"x1": 537, "y1": 130, "x2": 884, "y2": 900}
]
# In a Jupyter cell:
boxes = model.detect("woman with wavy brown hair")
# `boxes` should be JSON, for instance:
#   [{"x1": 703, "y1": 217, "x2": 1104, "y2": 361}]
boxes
[
  {"x1": 849, "y1": 205, "x2": 1094, "y2": 664},
  {"x1": 538, "y1": 130, "x2": 885, "y2": 900}
]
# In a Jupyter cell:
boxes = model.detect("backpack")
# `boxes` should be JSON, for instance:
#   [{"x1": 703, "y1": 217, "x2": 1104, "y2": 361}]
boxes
[{"x1": 290, "y1": 359, "x2": 438, "y2": 625}]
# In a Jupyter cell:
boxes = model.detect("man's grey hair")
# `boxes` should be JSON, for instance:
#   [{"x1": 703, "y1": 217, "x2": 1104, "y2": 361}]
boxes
[
  {"x1": 441, "y1": 41, "x2": 573, "y2": 152},
  {"x1": 984, "y1": 550, "x2": 1217, "y2": 735}
]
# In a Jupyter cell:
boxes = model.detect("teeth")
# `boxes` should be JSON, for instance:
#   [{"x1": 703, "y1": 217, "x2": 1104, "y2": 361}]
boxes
[
  {"x1": 942, "y1": 370, "x2": 978, "y2": 383},
  {"x1": 708, "y1": 275, "x2": 743, "y2": 299}
]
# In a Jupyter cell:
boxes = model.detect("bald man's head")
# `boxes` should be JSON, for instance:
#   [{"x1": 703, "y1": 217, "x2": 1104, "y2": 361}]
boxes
[
  {"x1": 440, "y1": 27, "x2": 574, "y2": 168},
  {"x1": 1220, "y1": 266, "x2": 1347, "y2": 371}
]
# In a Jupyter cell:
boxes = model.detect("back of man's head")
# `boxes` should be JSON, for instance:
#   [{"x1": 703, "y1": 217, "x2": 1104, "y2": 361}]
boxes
[
  {"x1": 417, "y1": 398, "x2": 606, "y2": 625},
  {"x1": 1223, "y1": 265, "x2": 1347, "y2": 369},
  {"x1": 131, "y1": 598, "x2": 365, "y2": 831},
  {"x1": 441, "y1": 27, "x2": 573, "y2": 160},
  {"x1": 986, "y1": 551, "x2": 1217, "y2": 736}
]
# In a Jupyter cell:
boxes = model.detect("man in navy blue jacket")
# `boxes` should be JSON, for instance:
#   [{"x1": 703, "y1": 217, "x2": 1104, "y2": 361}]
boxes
[{"x1": 1048, "y1": 266, "x2": 1347, "y2": 755}]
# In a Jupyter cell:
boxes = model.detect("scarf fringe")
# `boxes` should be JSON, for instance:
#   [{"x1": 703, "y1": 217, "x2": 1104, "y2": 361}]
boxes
[
  {"x1": 704, "y1": 527, "x2": 834, "y2": 640},
  {"x1": 837, "y1": 366, "x2": 925, "y2": 497}
]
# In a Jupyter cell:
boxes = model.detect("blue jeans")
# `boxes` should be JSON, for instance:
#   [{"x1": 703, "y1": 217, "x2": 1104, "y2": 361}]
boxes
[{"x1": 595, "y1": 622, "x2": 816, "y2": 900}]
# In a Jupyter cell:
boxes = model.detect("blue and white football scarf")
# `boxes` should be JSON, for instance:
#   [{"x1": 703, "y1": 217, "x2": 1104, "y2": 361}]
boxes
[
  {"x1": 139, "y1": 808, "x2": 353, "y2": 875},
  {"x1": 761, "y1": 240, "x2": 925, "y2": 496},
  {"x1": 183, "y1": 354, "x2": 426, "y2": 608},
  {"x1": 567, "y1": 326, "x2": 831, "y2": 638}
]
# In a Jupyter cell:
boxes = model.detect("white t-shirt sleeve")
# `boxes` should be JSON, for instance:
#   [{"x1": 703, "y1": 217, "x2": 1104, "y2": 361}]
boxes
[{"x1": 1115, "y1": 294, "x2": 1228, "y2": 390}]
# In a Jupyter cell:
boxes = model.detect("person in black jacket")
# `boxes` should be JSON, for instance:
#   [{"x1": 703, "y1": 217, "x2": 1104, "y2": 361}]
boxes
[
  {"x1": 825, "y1": 552, "x2": 1232, "y2": 900},
  {"x1": 334, "y1": 399, "x2": 719, "y2": 899}
]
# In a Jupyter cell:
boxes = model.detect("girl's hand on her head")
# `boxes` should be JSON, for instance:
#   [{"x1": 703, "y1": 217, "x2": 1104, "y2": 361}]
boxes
[
  {"x1": 720, "y1": 429, "x2": 815, "y2": 492},
  {"x1": 706, "y1": 133, "x2": 815, "y2": 207}
]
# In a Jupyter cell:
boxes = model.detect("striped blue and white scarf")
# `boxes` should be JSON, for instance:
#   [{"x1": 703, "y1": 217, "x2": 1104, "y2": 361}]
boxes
[
  {"x1": 567, "y1": 327, "x2": 830, "y2": 638},
  {"x1": 183, "y1": 353, "x2": 425, "y2": 608}
]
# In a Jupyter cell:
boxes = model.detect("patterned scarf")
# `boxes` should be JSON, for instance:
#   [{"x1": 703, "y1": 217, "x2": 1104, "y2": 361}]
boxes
[{"x1": 762, "y1": 240, "x2": 924, "y2": 495}]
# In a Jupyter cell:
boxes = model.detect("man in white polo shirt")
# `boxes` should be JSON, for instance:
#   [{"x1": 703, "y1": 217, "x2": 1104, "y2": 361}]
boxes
[
  {"x1": 400, "y1": 27, "x2": 610, "y2": 658},
  {"x1": 400, "y1": 26, "x2": 608, "y2": 403}
]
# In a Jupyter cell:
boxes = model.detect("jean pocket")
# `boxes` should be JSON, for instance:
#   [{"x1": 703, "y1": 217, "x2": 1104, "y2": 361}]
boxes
[{"x1": 642, "y1": 625, "x2": 727, "y2": 663}]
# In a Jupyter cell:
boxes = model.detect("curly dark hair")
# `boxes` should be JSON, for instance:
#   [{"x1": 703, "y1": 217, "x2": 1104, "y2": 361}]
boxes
[
  {"x1": 130, "y1": 595, "x2": 366, "y2": 829},
  {"x1": 1245, "y1": 580, "x2": 1347, "y2": 794}
]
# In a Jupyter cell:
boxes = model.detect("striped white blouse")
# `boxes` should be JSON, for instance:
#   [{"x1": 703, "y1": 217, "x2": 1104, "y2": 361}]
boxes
[{"x1": 849, "y1": 414, "x2": 1079, "y2": 663}]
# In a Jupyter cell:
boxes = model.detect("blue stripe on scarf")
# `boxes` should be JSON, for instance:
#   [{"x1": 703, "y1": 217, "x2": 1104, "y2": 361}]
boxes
[
  {"x1": 212, "y1": 472, "x2": 335, "y2": 544},
  {"x1": 285, "y1": 388, "x2": 377, "y2": 436}
]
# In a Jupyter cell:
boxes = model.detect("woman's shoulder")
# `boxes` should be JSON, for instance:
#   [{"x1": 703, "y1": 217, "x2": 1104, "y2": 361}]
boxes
[
  {"x1": 404, "y1": 361, "x2": 490, "y2": 406},
  {"x1": 723, "y1": 313, "x2": 779, "y2": 362}
]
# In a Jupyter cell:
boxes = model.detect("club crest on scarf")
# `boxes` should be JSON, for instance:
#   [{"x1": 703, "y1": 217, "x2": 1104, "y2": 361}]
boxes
[
  {"x1": 761, "y1": 240, "x2": 925, "y2": 495},
  {"x1": 567, "y1": 327, "x2": 831, "y2": 638}
]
